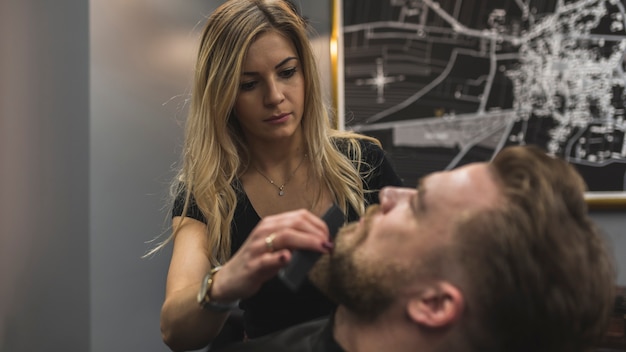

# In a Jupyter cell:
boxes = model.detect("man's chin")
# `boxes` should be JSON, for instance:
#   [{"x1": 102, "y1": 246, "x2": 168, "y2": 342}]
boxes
[
  {"x1": 309, "y1": 245, "x2": 395, "y2": 321},
  {"x1": 308, "y1": 222, "x2": 359, "y2": 303},
  {"x1": 308, "y1": 252, "x2": 336, "y2": 302},
  {"x1": 308, "y1": 205, "x2": 398, "y2": 319},
  {"x1": 308, "y1": 206, "x2": 377, "y2": 305}
]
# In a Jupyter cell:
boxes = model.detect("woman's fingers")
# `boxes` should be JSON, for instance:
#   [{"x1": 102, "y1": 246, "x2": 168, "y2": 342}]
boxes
[
  {"x1": 217, "y1": 208, "x2": 337, "y2": 299},
  {"x1": 257, "y1": 227, "x2": 332, "y2": 255},
  {"x1": 256, "y1": 209, "x2": 330, "y2": 242},
  {"x1": 254, "y1": 249, "x2": 291, "y2": 274}
]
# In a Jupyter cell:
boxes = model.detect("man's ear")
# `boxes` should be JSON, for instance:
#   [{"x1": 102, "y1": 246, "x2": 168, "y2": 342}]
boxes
[{"x1": 406, "y1": 282, "x2": 464, "y2": 328}]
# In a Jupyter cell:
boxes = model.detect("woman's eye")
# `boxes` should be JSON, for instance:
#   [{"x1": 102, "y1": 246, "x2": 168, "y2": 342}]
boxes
[
  {"x1": 279, "y1": 67, "x2": 297, "y2": 79},
  {"x1": 240, "y1": 81, "x2": 257, "y2": 91}
]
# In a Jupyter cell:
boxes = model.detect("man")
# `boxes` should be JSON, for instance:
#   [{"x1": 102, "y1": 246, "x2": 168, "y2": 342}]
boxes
[{"x1": 216, "y1": 145, "x2": 615, "y2": 352}]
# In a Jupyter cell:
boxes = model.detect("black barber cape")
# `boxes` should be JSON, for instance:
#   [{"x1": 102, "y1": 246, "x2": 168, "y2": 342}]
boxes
[{"x1": 213, "y1": 316, "x2": 344, "y2": 352}]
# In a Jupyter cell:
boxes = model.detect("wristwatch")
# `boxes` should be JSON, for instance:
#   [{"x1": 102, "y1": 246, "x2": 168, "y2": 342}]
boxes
[{"x1": 197, "y1": 266, "x2": 240, "y2": 312}]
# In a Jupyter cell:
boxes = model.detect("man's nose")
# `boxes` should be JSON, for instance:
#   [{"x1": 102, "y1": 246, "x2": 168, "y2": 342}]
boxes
[{"x1": 379, "y1": 186, "x2": 413, "y2": 213}]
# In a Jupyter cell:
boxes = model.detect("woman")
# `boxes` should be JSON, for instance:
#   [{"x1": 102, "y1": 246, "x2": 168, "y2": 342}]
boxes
[{"x1": 156, "y1": 0, "x2": 403, "y2": 350}]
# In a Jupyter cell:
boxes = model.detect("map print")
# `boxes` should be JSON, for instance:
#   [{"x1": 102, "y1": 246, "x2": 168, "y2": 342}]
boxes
[{"x1": 342, "y1": 0, "x2": 626, "y2": 191}]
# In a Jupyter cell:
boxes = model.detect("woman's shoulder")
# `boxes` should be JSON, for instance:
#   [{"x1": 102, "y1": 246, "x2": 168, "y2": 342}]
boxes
[
  {"x1": 331, "y1": 132, "x2": 404, "y2": 188},
  {"x1": 172, "y1": 181, "x2": 248, "y2": 223},
  {"x1": 331, "y1": 133, "x2": 383, "y2": 157}
]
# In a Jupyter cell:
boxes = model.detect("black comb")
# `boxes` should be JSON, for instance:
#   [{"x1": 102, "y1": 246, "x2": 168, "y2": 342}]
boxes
[{"x1": 278, "y1": 204, "x2": 344, "y2": 291}]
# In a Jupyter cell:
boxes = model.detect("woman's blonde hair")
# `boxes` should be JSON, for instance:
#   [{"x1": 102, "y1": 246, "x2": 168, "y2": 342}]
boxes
[{"x1": 151, "y1": 0, "x2": 379, "y2": 265}]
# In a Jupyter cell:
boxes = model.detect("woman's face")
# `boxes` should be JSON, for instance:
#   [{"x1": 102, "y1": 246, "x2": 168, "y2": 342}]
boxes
[{"x1": 233, "y1": 31, "x2": 305, "y2": 143}]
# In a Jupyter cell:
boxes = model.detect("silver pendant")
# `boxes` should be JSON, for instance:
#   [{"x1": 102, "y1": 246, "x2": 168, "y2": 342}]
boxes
[{"x1": 279, "y1": 190, "x2": 285, "y2": 196}]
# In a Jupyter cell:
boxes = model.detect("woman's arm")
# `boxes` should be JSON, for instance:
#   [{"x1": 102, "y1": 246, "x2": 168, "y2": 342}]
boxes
[
  {"x1": 161, "y1": 210, "x2": 333, "y2": 351},
  {"x1": 160, "y1": 216, "x2": 230, "y2": 351}
]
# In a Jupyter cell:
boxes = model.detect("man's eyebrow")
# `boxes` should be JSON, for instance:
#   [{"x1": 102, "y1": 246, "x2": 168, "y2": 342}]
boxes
[{"x1": 242, "y1": 57, "x2": 299, "y2": 76}]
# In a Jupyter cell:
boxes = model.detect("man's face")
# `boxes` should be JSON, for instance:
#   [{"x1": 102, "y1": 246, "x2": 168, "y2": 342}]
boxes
[{"x1": 310, "y1": 163, "x2": 500, "y2": 318}]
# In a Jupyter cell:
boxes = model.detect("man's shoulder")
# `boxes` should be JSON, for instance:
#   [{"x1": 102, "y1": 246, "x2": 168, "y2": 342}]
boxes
[{"x1": 214, "y1": 317, "x2": 330, "y2": 352}]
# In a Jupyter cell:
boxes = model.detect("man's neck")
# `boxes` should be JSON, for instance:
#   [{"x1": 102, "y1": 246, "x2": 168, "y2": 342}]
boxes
[{"x1": 332, "y1": 305, "x2": 431, "y2": 352}]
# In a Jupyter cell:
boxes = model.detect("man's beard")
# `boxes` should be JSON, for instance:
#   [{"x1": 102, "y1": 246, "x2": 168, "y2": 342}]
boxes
[{"x1": 309, "y1": 205, "x2": 404, "y2": 321}]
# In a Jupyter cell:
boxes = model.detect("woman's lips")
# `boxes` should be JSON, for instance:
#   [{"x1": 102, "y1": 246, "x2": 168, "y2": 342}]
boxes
[{"x1": 265, "y1": 113, "x2": 291, "y2": 124}]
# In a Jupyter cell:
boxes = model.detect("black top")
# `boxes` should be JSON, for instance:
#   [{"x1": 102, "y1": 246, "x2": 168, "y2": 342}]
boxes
[
  {"x1": 213, "y1": 316, "x2": 342, "y2": 352},
  {"x1": 172, "y1": 139, "x2": 402, "y2": 339}
]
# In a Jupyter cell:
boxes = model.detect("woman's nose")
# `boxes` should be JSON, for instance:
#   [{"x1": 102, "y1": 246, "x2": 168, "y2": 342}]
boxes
[
  {"x1": 264, "y1": 80, "x2": 285, "y2": 106},
  {"x1": 380, "y1": 186, "x2": 412, "y2": 213}
]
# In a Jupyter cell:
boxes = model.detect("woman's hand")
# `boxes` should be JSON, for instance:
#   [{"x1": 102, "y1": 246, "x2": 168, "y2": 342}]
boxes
[{"x1": 210, "y1": 208, "x2": 333, "y2": 302}]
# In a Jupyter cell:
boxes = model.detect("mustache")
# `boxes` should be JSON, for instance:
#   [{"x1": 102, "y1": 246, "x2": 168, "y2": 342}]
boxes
[
  {"x1": 360, "y1": 204, "x2": 380, "y2": 232},
  {"x1": 365, "y1": 204, "x2": 380, "y2": 218},
  {"x1": 341, "y1": 204, "x2": 379, "y2": 231},
  {"x1": 335, "y1": 204, "x2": 380, "y2": 245}
]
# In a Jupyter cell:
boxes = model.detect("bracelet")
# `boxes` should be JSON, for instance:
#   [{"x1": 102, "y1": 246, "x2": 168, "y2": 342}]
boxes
[{"x1": 197, "y1": 266, "x2": 240, "y2": 312}]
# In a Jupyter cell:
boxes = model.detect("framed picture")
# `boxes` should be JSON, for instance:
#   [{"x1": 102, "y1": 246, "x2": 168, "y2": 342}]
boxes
[{"x1": 331, "y1": 0, "x2": 626, "y2": 209}]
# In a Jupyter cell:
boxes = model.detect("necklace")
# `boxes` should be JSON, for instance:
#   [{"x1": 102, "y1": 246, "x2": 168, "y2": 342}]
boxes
[{"x1": 253, "y1": 154, "x2": 307, "y2": 196}]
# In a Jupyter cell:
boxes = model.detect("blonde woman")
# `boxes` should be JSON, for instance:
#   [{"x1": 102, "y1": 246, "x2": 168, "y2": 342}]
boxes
[{"x1": 157, "y1": 0, "x2": 402, "y2": 350}]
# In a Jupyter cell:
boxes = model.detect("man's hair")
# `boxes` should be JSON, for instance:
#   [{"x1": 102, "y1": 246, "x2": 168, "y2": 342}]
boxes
[{"x1": 451, "y1": 145, "x2": 615, "y2": 352}]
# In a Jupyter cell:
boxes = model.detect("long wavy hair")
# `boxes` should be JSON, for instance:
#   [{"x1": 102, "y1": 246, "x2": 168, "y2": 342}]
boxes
[{"x1": 149, "y1": 0, "x2": 379, "y2": 265}]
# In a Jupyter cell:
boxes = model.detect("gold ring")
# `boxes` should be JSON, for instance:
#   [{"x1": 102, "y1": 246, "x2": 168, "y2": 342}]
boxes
[{"x1": 265, "y1": 233, "x2": 277, "y2": 252}]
